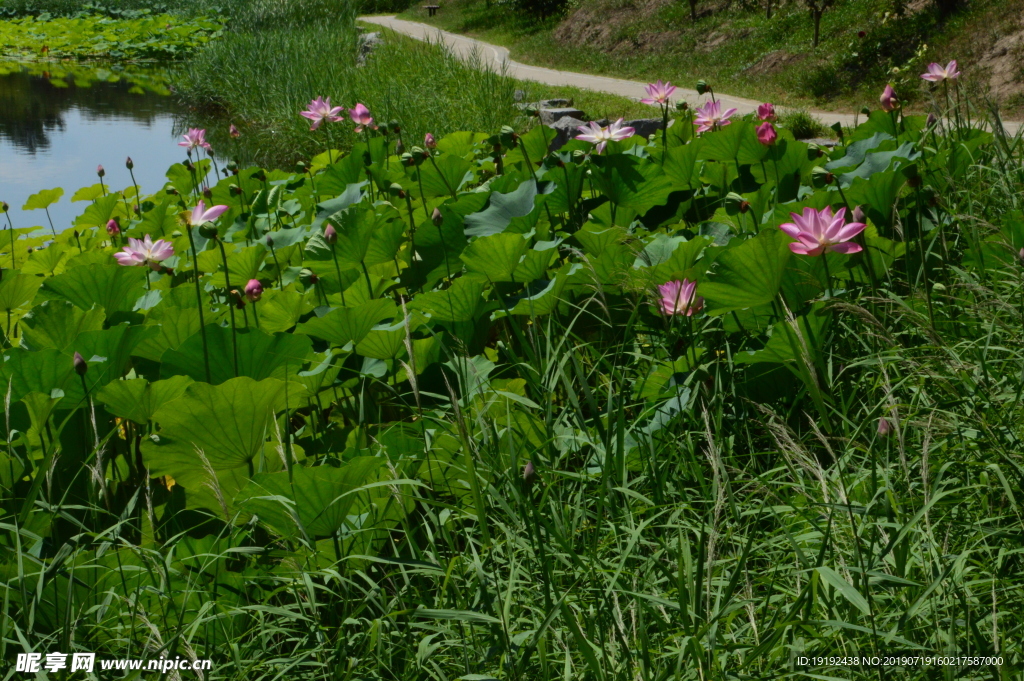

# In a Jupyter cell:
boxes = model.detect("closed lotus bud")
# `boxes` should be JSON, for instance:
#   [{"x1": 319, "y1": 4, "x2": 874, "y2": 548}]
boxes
[
  {"x1": 853, "y1": 205, "x2": 866, "y2": 223},
  {"x1": 1, "y1": 201, "x2": 8, "y2": 212},
  {"x1": 244, "y1": 278, "x2": 263, "y2": 302},
  {"x1": 424, "y1": 133, "x2": 437, "y2": 149},
  {"x1": 96, "y1": 165, "x2": 105, "y2": 178},
  {"x1": 125, "y1": 156, "x2": 134, "y2": 170},
  {"x1": 203, "y1": 188, "x2": 213, "y2": 200},
  {"x1": 877, "y1": 417, "x2": 892, "y2": 437},
  {"x1": 431, "y1": 207, "x2": 443, "y2": 226},
  {"x1": 198, "y1": 224, "x2": 218, "y2": 239},
  {"x1": 73, "y1": 352, "x2": 87, "y2": 376},
  {"x1": 230, "y1": 184, "x2": 242, "y2": 196},
  {"x1": 1018, "y1": 247, "x2": 1024, "y2": 265},
  {"x1": 676, "y1": 100, "x2": 689, "y2": 111},
  {"x1": 324, "y1": 224, "x2": 337, "y2": 244},
  {"x1": 696, "y1": 80, "x2": 708, "y2": 95},
  {"x1": 229, "y1": 123, "x2": 240, "y2": 138},
  {"x1": 926, "y1": 112, "x2": 937, "y2": 128},
  {"x1": 523, "y1": 460, "x2": 536, "y2": 487},
  {"x1": 266, "y1": 235, "x2": 274, "y2": 248},
  {"x1": 106, "y1": 218, "x2": 120, "y2": 235},
  {"x1": 389, "y1": 120, "x2": 401, "y2": 133}
]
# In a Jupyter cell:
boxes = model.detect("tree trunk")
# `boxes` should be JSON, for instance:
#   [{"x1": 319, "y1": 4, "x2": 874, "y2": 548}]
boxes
[
  {"x1": 766, "y1": 0, "x2": 772, "y2": 19},
  {"x1": 812, "y1": 9, "x2": 821, "y2": 47},
  {"x1": 689, "y1": 0, "x2": 698, "y2": 22}
]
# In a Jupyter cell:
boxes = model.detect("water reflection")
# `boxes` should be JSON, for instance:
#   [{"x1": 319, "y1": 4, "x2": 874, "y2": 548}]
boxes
[{"x1": 0, "y1": 60, "x2": 189, "y2": 232}]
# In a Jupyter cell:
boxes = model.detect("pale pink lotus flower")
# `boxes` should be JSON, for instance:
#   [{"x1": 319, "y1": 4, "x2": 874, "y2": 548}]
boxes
[
  {"x1": 779, "y1": 206, "x2": 866, "y2": 256},
  {"x1": 229, "y1": 123, "x2": 240, "y2": 138},
  {"x1": 757, "y1": 102, "x2": 777, "y2": 121},
  {"x1": 244, "y1": 278, "x2": 263, "y2": 302},
  {"x1": 300, "y1": 97, "x2": 343, "y2": 131},
  {"x1": 349, "y1": 103, "x2": 374, "y2": 132},
  {"x1": 178, "y1": 128, "x2": 211, "y2": 151},
  {"x1": 188, "y1": 200, "x2": 229, "y2": 226},
  {"x1": 877, "y1": 417, "x2": 892, "y2": 437},
  {"x1": 879, "y1": 84, "x2": 899, "y2": 112},
  {"x1": 694, "y1": 100, "x2": 738, "y2": 133},
  {"x1": 921, "y1": 60, "x2": 960, "y2": 82},
  {"x1": 424, "y1": 132, "x2": 437, "y2": 149},
  {"x1": 575, "y1": 118, "x2": 636, "y2": 153},
  {"x1": 106, "y1": 218, "x2": 120, "y2": 235},
  {"x1": 113, "y1": 234, "x2": 175, "y2": 270},
  {"x1": 657, "y1": 279, "x2": 704, "y2": 316},
  {"x1": 756, "y1": 122, "x2": 777, "y2": 146},
  {"x1": 641, "y1": 80, "x2": 677, "y2": 105}
]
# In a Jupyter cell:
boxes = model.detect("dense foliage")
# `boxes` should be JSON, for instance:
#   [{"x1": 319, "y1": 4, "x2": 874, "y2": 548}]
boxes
[{"x1": 1, "y1": 97, "x2": 1023, "y2": 680}]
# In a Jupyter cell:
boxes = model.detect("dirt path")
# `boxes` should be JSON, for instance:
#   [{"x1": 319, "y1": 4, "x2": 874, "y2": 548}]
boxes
[{"x1": 360, "y1": 15, "x2": 1022, "y2": 135}]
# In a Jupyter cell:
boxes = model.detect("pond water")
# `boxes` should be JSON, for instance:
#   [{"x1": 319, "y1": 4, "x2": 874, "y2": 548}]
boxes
[{"x1": 0, "y1": 61, "x2": 200, "y2": 233}]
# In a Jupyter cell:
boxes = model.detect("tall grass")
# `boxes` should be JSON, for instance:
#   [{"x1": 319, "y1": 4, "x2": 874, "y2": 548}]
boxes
[{"x1": 172, "y1": 0, "x2": 520, "y2": 167}]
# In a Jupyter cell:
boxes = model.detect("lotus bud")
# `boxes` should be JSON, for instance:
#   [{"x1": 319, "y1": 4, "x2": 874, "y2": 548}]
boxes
[
  {"x1": 73, "y1": 352, "x2": 87, "y2": 376},
  {"x1": 1018, "y1": 247, "x2": 1024, "y2": 265},
  {"x1": 853, "y1": 205, "x2": 866, "y2": 223},
  {"x1": 125, "y1": 156, "x2": 134, "y2": 170},
  {"x1": 229, "y1": 123, "x2": 240, "y2": 138},
  {"x1": 244, "y1": 278, "x2": 263, "y2": 302},
  {"x1": 879, "y1": 84, "x2": 899, "y2": 112},
  {"x1": 860, "y1": 106, "x2": 871, "y2": 115},
  {"x1": 725, "y1": 192, "x2": 745, "y2": 208},
  {"x1": 230, "y1": 184, "x2": 242, "y2": 196},
  {"x1": 266, "y1": 235, "x2": 274, "y2": 248},
  {"x1": 522, "y1": 460, "x2": 536, "y2": 488},
  {"x1": 198, "y1": 224, "x2": 218, "y2": 239},
  {"x1": 877, "y1": 417, "x2": 892, "y2": 437},
  {"x1": 203, "y1": 188, "x2": 213, "y2": 200},
  {"x1": 424, "y1": 133, "x2": 437, "y2": 149},
  {"x1": 675, "y1": 100, "x2": 689, "y2": 111},
  {"x1": 696, "y1": 80, "x2": 708, "y2": 95},
  {"x1": 525, "y1": 105, "x2": 540, "y2": 117},
  {"x1": 389, "y1": 120, "x2": 401, "y2": 133},
  {"x1": 926, "y1": 112, "x2": 937, "y2": 128},
  {"x1": 739, "y1": 200, "x2": 750, "y2": 213},
  {"x1": 106, "y1": 218, "x2": 120, "y2": 235},
  {"x1": 431, "y1": 207, "x2": 443, "y2": 226},
  {"x1": 1, "y1": 201, "x2": 8, "y2": 212},
  {"x1": 96, "y1": 165, "x2": 105, "y2": 178},
  {"x1": 231, "y1": 289, "x2": 246, "y2": 308},
  {"x1": 299, "y1": 268, "x2": 318, "y2": 286},
  {"x1": 324, "y1": 224, "x2": 338, "y2": 245}
]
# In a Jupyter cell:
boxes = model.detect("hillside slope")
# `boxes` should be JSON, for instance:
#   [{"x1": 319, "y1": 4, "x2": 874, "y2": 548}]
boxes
[{"x1": 398, "y1": 0, "x2": 1024, "y2": 117}]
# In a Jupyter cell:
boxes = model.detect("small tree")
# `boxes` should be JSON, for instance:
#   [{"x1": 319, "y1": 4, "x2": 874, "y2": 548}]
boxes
[
  {"x1": 805, "y1": 0, "x2": 835, "y2": 47},
  {"x1": 688, "y1": 0, "x2": 698, "y2": 22}
]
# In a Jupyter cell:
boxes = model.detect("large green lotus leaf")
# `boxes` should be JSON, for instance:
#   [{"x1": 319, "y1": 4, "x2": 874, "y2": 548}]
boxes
[
  {"x1": 734, "y1": 306, "x2": 830, "y2": 366},
  {"x1": 296, "y1": 298, "x2": 396, "y2": 346},
  {"x1": 364, "y1": 217, "x2": 406, "y2": 267},
  {"x1": 663, "y1": 143, "x2": 704, "y2": 190},
  {"x1": 20, "y1": 244, "x2": 69, "y2": 276},
  {"x1": 96, "y1": 376, "x2": 193, "y2": 424},
  {"x1": 508, "y1": 262, "x2": 580, "y2": 316},
  {"x1": 70, "y1": 324, "x2": 158, "y2": 385},
  {"x1": 413, "y1": 153, "x2": 473, "y2": 198},
  {"x1": 355, "y1": 312, "x2": 427, "y2": 360},
  {"x1": 42, "y1": 264, "x2": 146, "y2": 314},
  {"x1": 461, "y1": 232, "x2": 531, "y2": 282},
  {"x1": 697, "y1": 120, "x2": 766, "y2": 164},
  {"x1": 514, "y1": 241, "x2": 560, "y2": 283},
  {"x1": 437, "y1": 131, "x2": 489, "y2": 158},
  {"x1": 835, "y1": 143, "x2": 919, "y2": 187},
  {"x1": 21, "y1": 300, "x2": 106, "y2": 351},
  {"x1": 632, "y1": 234, "x2": 713, "y2": 284},
  {"x1": 3, "y1": 348, "x2": 83, "y2": 406},
  {"x1": 464, "y1": 179, "x2": 546, "y2": 238},
  {"x1": 844, "y1": 168, "x2": 906, "y2": 231},
  {"x1": 408, "y1": 276, "x2": 486, "y2": 322},
  {"x1": 700, "y1": 229, "x2": 792, "y2": 314},
  {"x1": 22, "y1": 187, "x2": 64, "y2": 211},
  {"x1": 236, "y1": 457, "x2": 387, "y2": 538},
  {"x1": 543, "y1": 162, "x2": 586, "y2": 215},
  {"x1": 590, "y1": 154, "x2": 675, "y2": 213},
  {"x1": 295, "y1": 350, "x2": 345, "y2": 396},
  {"x1": 208, "y1": 245, "x2": 267, "y2": 288},
  {"x1": 0, "y1": 272, "x2": 42, "y2": 314},
  {"x1": 135, "y1": 196, "x2": 183, "y2": 239},
  {"x1": 73, "y1": 193, "x2": 123, "y2": 230},
  {"x1": 143, "y1": 377, "x2": 292, "y2": 471},
  {"x1": 824, "y1": 132, "x2": 893, "y2": 172},
  {"x1": 161, "y1": 325, "x2": 312, "y2": 384},
  {"x1": 255, "y1": 289, "x2": 311, "y2": 334},
  {"x1": 308, "y1": 182, "x2": 370, "y2": 234},
  {"x1": 134, "y1": 306, "x2": 208, "y2": 362},
  {"x1": 306, "y1": 206, "x2": 375, "y2": 265}
]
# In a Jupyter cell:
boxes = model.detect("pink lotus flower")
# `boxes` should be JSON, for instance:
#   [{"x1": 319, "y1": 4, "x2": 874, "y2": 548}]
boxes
[
  {"x1": 349, "y1": 103, "x2": 374, "y2": 132},
  {"x1": 244, "y1": 278, "x2": 263, "y2": 302},
  {"x1": 575, "y1": 118, "x2": 636, "y2": 153},
  {"x1": 229, "y1": 123, "x2": 240, "y2": 138},
  {"x1": 877, "y1": 417, "x2": 892, "y2": 437},
  {"x1": 879, "y1": 84, "x2": 899, "y2": 112},
  {"x1": 694, "y1": 100, "x2": 738, "y2": 133},
  {"x1": 96, "y1": 165, "x2": 105, "y2": 177},
  {"x1": 757, "y1": 102, "x2": 776, "y2": 121},
  {"x1": 113, "y1": 234, "x2": 174, "y2": 270},
  {"x1": 641, "y1": 80, "x2": 677, "y2": 105},
  {"x1": 106, "y1": 218, "x2": 120, "y2": 235},
  {"x1": 658, "y1": 279, "x2": 703, "y2": 316},
  {"x1": 424, "y1": 132, "x2": 436, "y2": 149},
  {"x1": 178, "y1": 128, "x2": 210, "y2": 151},
  {"x1": 188, "y1": 200, "x2": 229, "y2": 226},
  {"x1": 921, "y1": 60, "x2": 960, "y2": 82},
  {"x1": 756, "y1": 121, "x2": 777, "y2": 146},
  {"x1": 300, "y1": 97, "x2": 343, "y2": 131},
  {"x1": 778, "y1": 206, "x2": 866, "y2": 256}
]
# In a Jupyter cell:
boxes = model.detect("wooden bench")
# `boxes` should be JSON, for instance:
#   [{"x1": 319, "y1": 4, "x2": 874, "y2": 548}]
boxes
[{"x1": 423, "y1": 4, "x2": 440, "y2": 15}]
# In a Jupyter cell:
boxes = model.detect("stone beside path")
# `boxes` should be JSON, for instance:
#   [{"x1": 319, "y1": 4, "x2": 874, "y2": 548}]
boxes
[{"x1": 359, "y1": 15, "x2": 1022, "y2": 137}]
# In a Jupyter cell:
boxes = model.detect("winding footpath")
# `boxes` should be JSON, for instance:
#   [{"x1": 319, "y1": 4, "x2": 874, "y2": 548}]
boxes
[{"x1": 360, "y1": 15, "x2": 1021, "y2": 135}]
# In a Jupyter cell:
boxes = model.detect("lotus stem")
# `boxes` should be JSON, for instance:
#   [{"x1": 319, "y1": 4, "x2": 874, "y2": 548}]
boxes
[
  {"x1": 216, "y1": 238, "x2": 240, "y2": 378},
  {"x1": 186, "y1": 225, "x2": 212, "y2": 383}
]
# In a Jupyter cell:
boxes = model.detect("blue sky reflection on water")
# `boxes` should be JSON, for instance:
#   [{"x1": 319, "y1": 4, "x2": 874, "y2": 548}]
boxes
[{"x1": 0, "y1": 62, "x2": 194, "y2": 233}]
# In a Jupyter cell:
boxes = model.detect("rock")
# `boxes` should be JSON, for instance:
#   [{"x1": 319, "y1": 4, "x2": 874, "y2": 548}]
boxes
[
  {"x1": 623, "y1": 118, "x2": 664, "y2": 140},
  {"x1": 546, "y1": 116, "x2": 586, "y2": 151},
  {"x1": 514, "y1": 89, "x2": 527, "y2": 102},
  {"x1": 803, "y1": 137, "x2": 839, "y2": 148},
  {"x1": 539, "y1": 98, "x2": 573, "y2": 108},
  {"x1": 357, "y1": 32, "x2": 383, "y2": 66},
  {"x1": 539, "y1": 107, "x2": 587, "y2": 125}
]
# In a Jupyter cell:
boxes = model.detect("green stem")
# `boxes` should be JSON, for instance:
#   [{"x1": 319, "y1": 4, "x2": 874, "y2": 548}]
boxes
[
  {"x1": 216, "y1": 238, "x2": 239, "y2": 377},
  {"x1": 329, "y1": 245, "x2": 348, "y2": 306},
  {"x1": 186, "y1": 225, "x2": 212, "y2": 383},
  {"x1": 427, "y1": 153, "x2": 457, "y2": 199}
]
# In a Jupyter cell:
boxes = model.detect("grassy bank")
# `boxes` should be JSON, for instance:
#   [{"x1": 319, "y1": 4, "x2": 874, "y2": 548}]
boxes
[{"x1": 397, "y1": 0, "x2": 1024, "y2": 117}]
